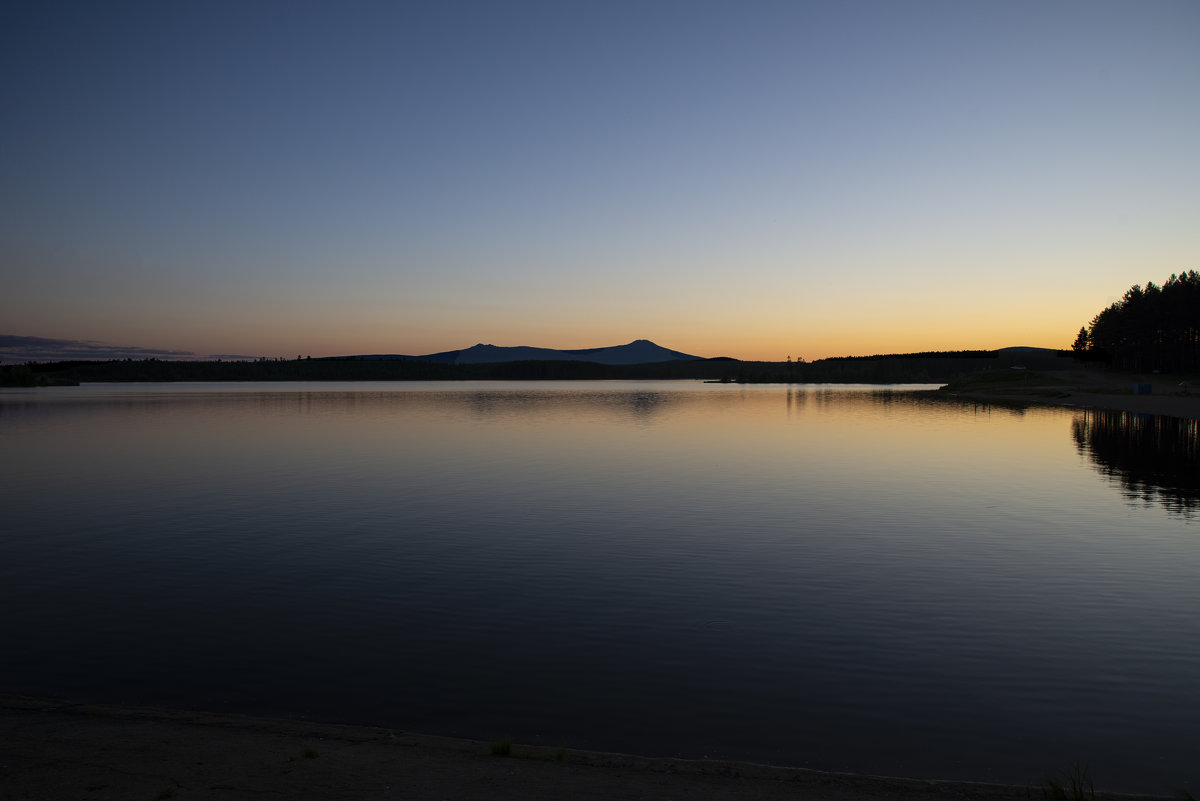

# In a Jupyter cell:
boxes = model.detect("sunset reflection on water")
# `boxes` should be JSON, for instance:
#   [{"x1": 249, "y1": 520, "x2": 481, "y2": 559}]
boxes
[{"x1": 1, "y1": 382, "x2": 1197, "y2": 794}]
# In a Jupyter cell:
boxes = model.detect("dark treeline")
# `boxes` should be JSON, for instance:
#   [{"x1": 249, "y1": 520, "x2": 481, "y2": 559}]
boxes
[
  {"x1": 4, "y1": 357, "x2": 736, "y2": 384},
  {"x1": 1073, "y1": 270, "x2": 1200, "y2": 371},
  {"x1": 816, "y1": 349, "x2": 996, "y2": 361},
  {"x1": 2, "y1": 349, "x2": 1069, "y2": 386},
  {"x1": 729, "y1": 349, "x2": 1069, "y2": 383}
]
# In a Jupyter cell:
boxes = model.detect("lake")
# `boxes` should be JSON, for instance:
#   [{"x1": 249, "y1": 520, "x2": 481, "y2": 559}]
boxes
[{"x1": 1, "y1": 381, "x2": 1197, "y2": 794}]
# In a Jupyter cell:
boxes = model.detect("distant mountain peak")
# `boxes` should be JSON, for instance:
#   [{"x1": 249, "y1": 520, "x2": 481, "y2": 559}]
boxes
[{"x1": 417, "y1": 339, "x2": 703, "y2": 366}]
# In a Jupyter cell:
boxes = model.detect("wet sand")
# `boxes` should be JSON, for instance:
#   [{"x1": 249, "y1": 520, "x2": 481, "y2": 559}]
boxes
[{"x1": 0, "y1": 696, "x2": 1173, "y2": 801}]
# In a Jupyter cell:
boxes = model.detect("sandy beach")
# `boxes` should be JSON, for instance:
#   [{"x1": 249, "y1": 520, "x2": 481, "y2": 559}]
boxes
[
  {"x1": 935, "y1": 368, "x2": 1200, "y2": 420},
  {"x1": 1, "y1": 696, "x2": 1178, "y2": 801}
]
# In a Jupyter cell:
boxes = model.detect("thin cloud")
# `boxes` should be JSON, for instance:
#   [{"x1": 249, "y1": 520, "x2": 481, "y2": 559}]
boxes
[{"x1": 0, "y1": 335, "x2": 248, "y2": 363}]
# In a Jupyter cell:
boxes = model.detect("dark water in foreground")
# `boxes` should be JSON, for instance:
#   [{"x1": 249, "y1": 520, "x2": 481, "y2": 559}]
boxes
[{"x1": 2, "y1": 382, "x2": 1197, "y2": 794}]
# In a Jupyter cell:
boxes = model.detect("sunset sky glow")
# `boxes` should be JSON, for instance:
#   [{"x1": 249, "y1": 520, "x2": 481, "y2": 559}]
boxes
[{"x1": 2, "y1": 0, "x2": 1197, "y2": 361}]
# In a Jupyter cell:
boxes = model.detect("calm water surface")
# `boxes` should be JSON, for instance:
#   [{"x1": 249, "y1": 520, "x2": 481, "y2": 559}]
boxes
[{"x1": 2, "y1": 381, "x2": 1197, "y2": 793}]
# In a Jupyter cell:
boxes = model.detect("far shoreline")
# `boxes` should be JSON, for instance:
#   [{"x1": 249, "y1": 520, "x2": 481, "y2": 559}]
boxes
[{"x1": 925, "y1": 367, "x2": 1200, "y2": 421}]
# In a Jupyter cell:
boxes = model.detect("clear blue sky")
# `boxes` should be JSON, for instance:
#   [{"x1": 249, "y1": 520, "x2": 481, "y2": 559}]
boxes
[{"x1": 2, "y1": 0, "x2": 1197, "y2": 360}]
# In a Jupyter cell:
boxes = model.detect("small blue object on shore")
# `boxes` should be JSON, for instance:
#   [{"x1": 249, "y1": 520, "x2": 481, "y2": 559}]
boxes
[{"x1": 1133, "y1": 383, "x2": 1153, "y2": 395}]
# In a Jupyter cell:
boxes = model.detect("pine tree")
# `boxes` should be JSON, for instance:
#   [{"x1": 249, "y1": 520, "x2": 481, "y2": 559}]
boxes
[{"x1": 1072, "y1": 326, "x2": 1089, "y2": 352}]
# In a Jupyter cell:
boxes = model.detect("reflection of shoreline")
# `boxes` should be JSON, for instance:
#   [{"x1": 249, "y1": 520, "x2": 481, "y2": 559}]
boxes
[{"x1": 1073, "y1": 409, "x2": 1200, "y2": 519}]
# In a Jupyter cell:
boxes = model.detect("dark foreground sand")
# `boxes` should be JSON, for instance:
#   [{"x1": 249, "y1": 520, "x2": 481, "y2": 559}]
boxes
[{"x1": 0, "y1": 696, "x2": 1173, "y2": 801}]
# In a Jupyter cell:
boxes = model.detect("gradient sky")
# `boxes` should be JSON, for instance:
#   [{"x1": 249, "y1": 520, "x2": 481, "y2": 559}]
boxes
[{"x1": 2, "y1": 0, "x2": 1197, "y2": 361}]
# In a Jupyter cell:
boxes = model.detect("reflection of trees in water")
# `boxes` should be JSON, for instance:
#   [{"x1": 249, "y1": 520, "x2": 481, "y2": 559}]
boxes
[
  {"x1": 785, "y1": 388, "x2": 809, "y2": 415},
  {"x1": 462, "y1": 389, "x2": 670, "y2": 422},
  {"x1": 625, "y1": 392, "x2": 664, "y2": 418},
  {"x1": 1072, "y1": 410, "x2": 1200, "y2": 519}
]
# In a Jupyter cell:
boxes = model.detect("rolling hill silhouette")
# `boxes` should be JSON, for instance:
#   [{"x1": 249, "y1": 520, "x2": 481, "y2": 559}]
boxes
[{"x1": 352, "y1": 339, "x2": 704, "y2": 365}]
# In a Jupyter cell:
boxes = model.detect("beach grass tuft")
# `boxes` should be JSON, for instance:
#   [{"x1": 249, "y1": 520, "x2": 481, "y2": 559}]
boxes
[
  {"x1": 1041, "y1": 763, "x2": 1094, "y2": 801},
  {"x1": 489, "y1": 737, "x2": 512, "y2": 756}
]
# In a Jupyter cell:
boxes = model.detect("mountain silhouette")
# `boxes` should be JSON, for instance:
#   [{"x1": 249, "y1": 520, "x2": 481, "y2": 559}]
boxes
[{"x1": 350, "y1": 339, "x2": 703, "y2": 365}]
